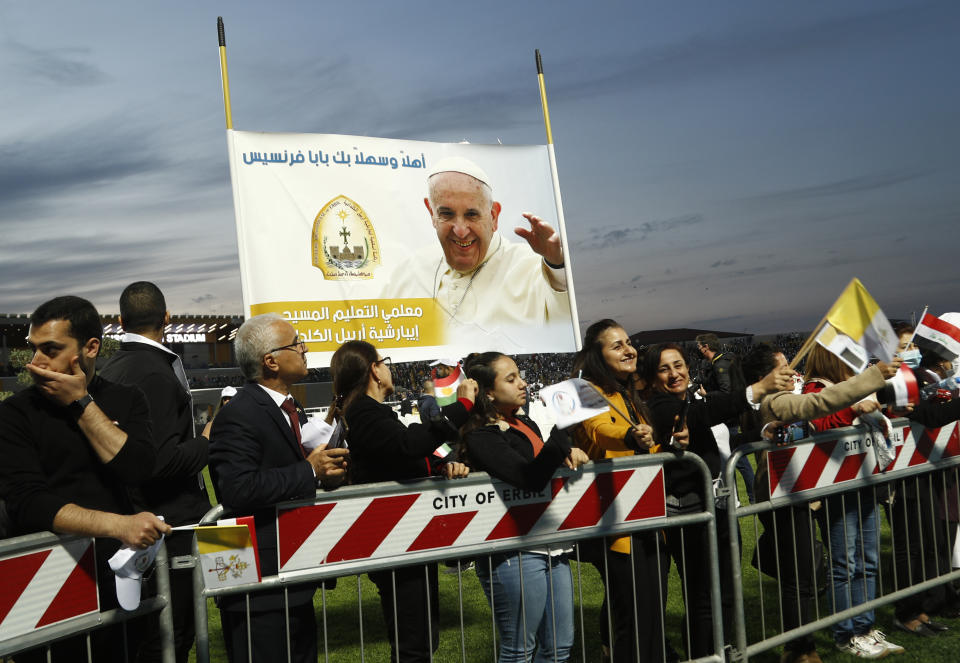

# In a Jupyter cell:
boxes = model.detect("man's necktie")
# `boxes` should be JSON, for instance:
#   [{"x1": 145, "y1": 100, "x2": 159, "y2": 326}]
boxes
[{"x1": 280, "y1": 398, "x2": 307, "y2": 458}]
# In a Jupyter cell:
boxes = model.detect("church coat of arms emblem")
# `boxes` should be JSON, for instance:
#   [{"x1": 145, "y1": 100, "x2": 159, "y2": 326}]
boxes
[{"x1": 311, "y1": 195, "x2": 381, "y2": 280}]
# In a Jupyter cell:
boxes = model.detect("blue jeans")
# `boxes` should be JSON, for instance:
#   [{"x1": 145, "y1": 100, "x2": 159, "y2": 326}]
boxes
[
  {"x1": 476, "y1": 551, "x2": 574, "y2": 663},
  {"x1": 827, "y1": 492, "x2": 878, "y2": 643}
]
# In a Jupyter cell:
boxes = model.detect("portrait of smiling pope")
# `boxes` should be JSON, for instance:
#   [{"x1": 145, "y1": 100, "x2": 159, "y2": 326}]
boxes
[{"x1": 379, "y1": 156, "x2": 574, "y2": 352}]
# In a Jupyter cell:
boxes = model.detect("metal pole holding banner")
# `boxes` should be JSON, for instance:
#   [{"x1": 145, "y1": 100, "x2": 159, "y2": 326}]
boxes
[
  {"x1": 217, "y1": 17, "x2": 234, "y2": 130},
  {"x1": 535, "y1": 49, "x2": 582, "y2": 351}
]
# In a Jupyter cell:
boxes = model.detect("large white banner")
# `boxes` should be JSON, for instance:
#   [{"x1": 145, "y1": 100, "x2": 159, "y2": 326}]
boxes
[{"x1": 227, "y1": 130, "x2": 579, "y2": 365}]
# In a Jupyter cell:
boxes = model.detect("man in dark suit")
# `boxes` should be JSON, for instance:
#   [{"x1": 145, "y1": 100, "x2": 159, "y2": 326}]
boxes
[
  {"x1": 100, "y1": 281, "x2": 212, "y2": 663},
  {"x1": 417, "y1": 379, "x2": 441, "y2": 423},
  {"x1": 209, "y1": 313, "x2": 349, "y2": 663},
  {"x1": 696, "y1": 333, "x2": 755, "y2": 502}
]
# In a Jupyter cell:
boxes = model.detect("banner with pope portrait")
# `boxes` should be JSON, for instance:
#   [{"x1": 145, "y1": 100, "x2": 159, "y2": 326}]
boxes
[{"x1": 226, "y1": 130, "x2": 580, "y2": 366}]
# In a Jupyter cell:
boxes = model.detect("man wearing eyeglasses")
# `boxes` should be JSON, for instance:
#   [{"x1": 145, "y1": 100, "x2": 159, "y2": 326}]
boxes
[{"x1": 209, "y1": 313, "x2": 348, "y2": 663}]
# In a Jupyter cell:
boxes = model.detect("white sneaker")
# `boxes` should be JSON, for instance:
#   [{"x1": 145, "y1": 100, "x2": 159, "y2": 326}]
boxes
[
  {"x1": 836, "y1": 634, "x2": 888, "y2": 659},
  {"x1": 867, "y1": 630, "x2": 904, "y2": 655}
]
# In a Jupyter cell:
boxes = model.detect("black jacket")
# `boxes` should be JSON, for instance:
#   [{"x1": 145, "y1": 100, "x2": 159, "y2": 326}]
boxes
[
  {"x1": 647, "y1": 389, "x2": 747, "y2": 498},
  {"x1": 100, "y1": 341, "x2": 211, "y2": 525},
  {"x1": 464, "y1": 415, "x2": 570, "y2": 491},
  {"x1": 209, "y1": 382, "x2": 317, "y2": 608},
  {"x1": 908, "y1": 395, "x2": 960, "y2": 429},
  {"x1": 0, "y1": 375, "x2": 156, "y2": 609},
  {"x1": 701, "y1": 353, "x2": 737, "y2": 393},
  {"x1": 345, "y1": 395, "x2": 469, "y2": 484}
]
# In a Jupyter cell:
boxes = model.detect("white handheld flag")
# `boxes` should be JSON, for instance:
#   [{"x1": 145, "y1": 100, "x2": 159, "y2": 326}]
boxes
[{"x1": 539, "y1": 378, "x2": 609, "y2": 429}]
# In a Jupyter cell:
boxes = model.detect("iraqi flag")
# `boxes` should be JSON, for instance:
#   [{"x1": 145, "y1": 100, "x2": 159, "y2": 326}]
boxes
[
  {"x1": 432, "y1": 364, "x2": 463, "y2": 406},
  {"x1": 915, "y1": 313, "x2": 960, "y2": 361},
  {"x1": 824, "y1": 278, "x2": 898, "y2": 363}
]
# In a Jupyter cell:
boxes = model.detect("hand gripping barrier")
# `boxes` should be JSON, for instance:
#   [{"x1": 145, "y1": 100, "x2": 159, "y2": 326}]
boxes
[
  {"x1": 723, "y1": 419, "x2": 960, "y2": 662},
  {"x1": 192, "y1": 452, "x2": 728, "y2": 663},
  {"x1": 0, "y1": 531, "x2": 175, "y2": 662}
]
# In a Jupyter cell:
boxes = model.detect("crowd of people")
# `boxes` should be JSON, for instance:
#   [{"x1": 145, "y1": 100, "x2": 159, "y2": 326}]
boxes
[{"x1": 3, "y1": 284, "x2": 960, "y2": 663}]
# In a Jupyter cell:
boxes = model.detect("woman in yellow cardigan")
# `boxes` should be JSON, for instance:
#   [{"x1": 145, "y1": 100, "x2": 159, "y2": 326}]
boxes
[{"x1": 571, "y1": 318, "x2": 668, "y2": 663}]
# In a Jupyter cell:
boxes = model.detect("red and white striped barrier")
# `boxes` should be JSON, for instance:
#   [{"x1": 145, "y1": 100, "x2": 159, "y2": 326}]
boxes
[
  {"x1": 276, "y1": 464, "x2": 665, "y2": 575},
  {"x1": 0, "y1": 538, "x2": 99, "y2": 642},
  {"x1": 768, "y1": 421, "x2": 959, "y2": 499}
]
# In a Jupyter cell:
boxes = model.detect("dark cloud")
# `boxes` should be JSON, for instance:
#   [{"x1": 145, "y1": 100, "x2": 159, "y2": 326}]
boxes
[
  {"x1": 279, "y1": 3, "x2": 957, "y2": 141},
  {"x1": 8, "y1": 41, "x2": 110, "y2": 86},
  {"x1": 574, "y1": 214, "x2": 704, "y2": 250},
  {"x1": 710, "y1": 259, "x2": 737, "y2": 268},
  {"x1": 378, "y1": 88, "x2": 534, "y2": 139},
  {"x1": 686, "y1": 314, "x2": 751, "y2": 329},
  {"x1": 192, "y1": 294, "x2": 216, "y2": 304},
  {"x1": 0, "y1": 236, "x2": 240, "y2": 313},
  {"x1": 740, "y1": 170, "x2": 930, "y2": 205},
  {"x1": 545, "y1": 2, "x2": 953, "y2": 102},
  {"x1": 583, "y1": 253, "x2": 874, "y2": 313},
  {"x1": 0, "y1": 119, "x2": 167, "y2": 214}
]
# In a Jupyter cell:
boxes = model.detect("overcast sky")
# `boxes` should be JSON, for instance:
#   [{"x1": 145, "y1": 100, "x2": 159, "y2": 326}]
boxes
[{"x1": 1, "y1": 1, "x2": 957, "y2": 336}]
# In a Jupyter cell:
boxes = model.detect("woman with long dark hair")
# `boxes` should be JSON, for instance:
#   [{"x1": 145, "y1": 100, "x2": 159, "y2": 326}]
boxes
[
  {"x1": 569, "y1": 319, "x2": 667, "y2": 663},
  {"x1": 462, "y1": 351, "x2": 588, "y2": 663},
  {"x1": 640, "y1": 342, "x2": 792, "y2": 659},
  {"x1": 330, "y1": 340, "x2": 475, "y2": 663},
  {"x1": 802, "y1": 346, "x2": 905, "y2": 658}
]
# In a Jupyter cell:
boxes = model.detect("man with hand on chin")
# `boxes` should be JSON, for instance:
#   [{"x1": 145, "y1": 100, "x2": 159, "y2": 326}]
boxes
[{"x1": 0, "y1": 296, "x2": 169, "y2": 661}]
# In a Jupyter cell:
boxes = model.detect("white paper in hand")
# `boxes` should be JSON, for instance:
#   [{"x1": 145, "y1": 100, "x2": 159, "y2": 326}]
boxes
[
  {"x1": 301, "y1": 418, "x2": 336, "y2": 452},
  {"x1": 855, "y1": 410, "x2": 896, "y2": 472},
  {"x1": 539, "y1": 378, "x2": 610, "y2": 429}
]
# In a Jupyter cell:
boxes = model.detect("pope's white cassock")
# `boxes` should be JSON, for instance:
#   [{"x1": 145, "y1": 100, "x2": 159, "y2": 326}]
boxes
[{"x1": 380, "y1": 233, "x2": 574, "y2": 353}]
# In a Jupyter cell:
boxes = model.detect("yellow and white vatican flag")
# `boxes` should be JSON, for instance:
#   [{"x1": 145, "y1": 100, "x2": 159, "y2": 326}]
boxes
[
  {"x1": 823, "y1": 279, "x2": 898, "y2": 363},
  {"x1": 196, "y1": 522, "x2": 260, "y2": 590},
  {"x1": 815, "y1": 324, "x2": 869, "y2": 374}
]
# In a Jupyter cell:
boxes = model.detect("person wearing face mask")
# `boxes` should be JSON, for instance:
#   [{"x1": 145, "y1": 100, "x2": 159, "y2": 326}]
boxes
[
  {"x1": 885, "y1": 323, "x2": 954, "y2": 636},
  {"x1": 569, "y1": 319, "x2": 666, "y2": 663},
  {"x1": 461, "y1": 352, "x2": 589, "y2": 663},
  {"x1": 640, "y1": 343, "x2": 794, "y2": 660},
  {"x1": 330, "y1": 340, "x2": 476, "y2": 663},
  {"x1": 889, "y1": 318, "x2": 960, "y2": 628},
  {"x1": 900, "y1": 346, "x2": 922, "y2": 369}
]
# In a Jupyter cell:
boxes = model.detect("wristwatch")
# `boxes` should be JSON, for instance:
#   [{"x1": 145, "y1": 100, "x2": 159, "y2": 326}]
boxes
[{"x1": 69, "y1": 394, "x2": 94, "y2": 419}]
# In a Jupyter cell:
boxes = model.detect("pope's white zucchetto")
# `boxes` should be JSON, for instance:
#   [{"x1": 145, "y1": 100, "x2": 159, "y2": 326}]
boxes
[{"x1": 427, "y1": 156, "x2": 492, "y2": 188}]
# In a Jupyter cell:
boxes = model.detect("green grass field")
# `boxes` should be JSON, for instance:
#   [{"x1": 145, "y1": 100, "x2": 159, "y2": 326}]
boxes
[{"x1": 190, "y1": 468, "x2": 960, "y2": 662}]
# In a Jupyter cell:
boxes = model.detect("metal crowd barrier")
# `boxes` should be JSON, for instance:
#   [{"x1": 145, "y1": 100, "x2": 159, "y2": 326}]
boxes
[
  {"x1": 191, "y1": 452, "x2": 726, "y2": 663},
  {"x1": 0, "y1": 531, "x2": 175, "y2": 663},
  {"x1": 723, "y1": 418, "x2": 960, "y2": 662}
]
